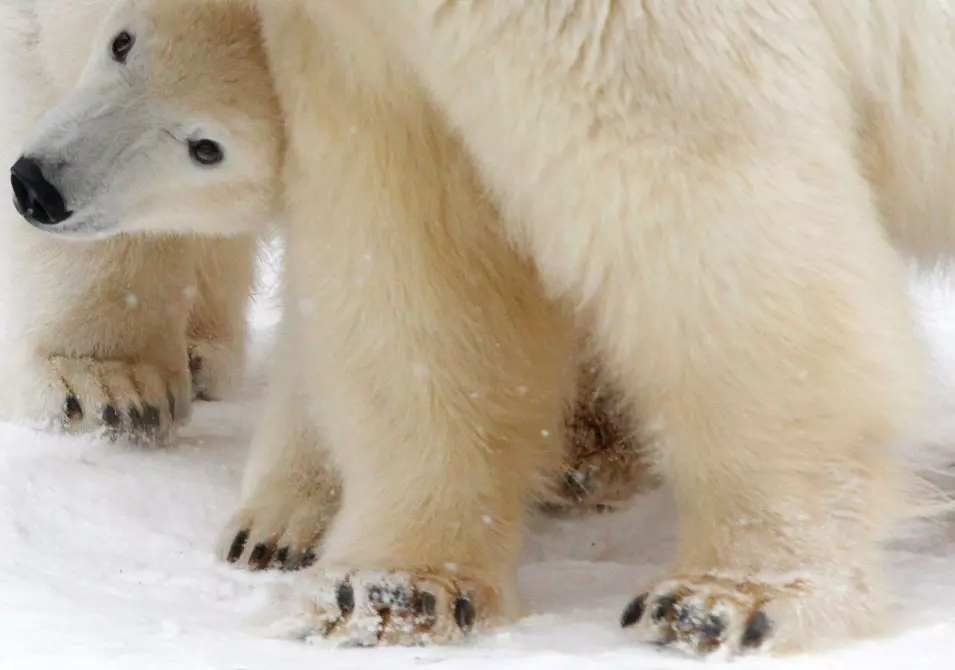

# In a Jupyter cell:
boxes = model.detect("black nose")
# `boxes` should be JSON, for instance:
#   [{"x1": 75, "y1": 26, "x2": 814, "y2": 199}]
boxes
[{"x1": 10, "y1": 156, "x2": 71, "y2": 225}]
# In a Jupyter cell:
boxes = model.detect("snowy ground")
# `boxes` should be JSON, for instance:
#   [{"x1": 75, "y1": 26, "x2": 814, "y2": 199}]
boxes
[{"x1": 6, "y1": 254, "x2": 955, "y2": 670}]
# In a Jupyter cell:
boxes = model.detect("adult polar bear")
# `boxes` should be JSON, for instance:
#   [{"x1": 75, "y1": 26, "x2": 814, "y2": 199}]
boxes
[
  {"x1": 253, "y1": 0, "x2": 944, "y2": 657},
  {"x1": 9, "y1": 0, "x2": 950, "y2": 660},
  {"x1": 0, "y1": 0, "x2": 265, "y2": 440}
]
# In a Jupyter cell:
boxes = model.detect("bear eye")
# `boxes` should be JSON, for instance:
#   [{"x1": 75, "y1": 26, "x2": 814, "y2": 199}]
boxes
[
  {"x1": 111, "y1": 30, "x2": 135, "y2": 63},
  {"x1": 188, "y1": 139, "x2": 224, "y2": 166}
]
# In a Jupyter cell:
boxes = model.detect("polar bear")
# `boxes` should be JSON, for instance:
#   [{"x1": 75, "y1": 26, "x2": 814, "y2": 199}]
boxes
[
  {"x1": 9, "y1": 0, "x2": 654, "y2": 614},
  {"x1": 239, "y1": 0, "x2": 943, "y2": 657},
  {"x1": 22, "y1": 0, "x2": 947, "y2": 659},
  {"x1": 0, "y1": 0, "x2": 268, "y2": 442}
]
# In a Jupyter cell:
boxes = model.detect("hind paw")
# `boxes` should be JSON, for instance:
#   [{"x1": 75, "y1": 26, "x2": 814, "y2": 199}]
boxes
[
  {"x1": 217, "y1": 479, "x2": 340, "y2": 572},
  {"x1": 187, "y1": 339, "x2": 241, "y2": 401}
]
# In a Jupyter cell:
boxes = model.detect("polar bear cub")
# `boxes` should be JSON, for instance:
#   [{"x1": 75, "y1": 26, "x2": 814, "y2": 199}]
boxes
[{"x1": 0, "y1": 0, "x2": 276, "y2": 441}]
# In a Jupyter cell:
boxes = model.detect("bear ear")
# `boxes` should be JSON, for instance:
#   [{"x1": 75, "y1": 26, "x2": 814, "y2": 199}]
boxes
[{"x1": 111, "y1": 30, "x2": 135, "y2": 64}]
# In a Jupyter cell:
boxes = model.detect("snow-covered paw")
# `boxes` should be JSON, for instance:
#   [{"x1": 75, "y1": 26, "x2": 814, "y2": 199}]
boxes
[
  {"x1": 218, "y1": 484, "x2": 340, "y2": 571},
  {"x1": 48, "y1": 355, "x2": 190, "y2": 444},
  {"x1": 188, "y1": 339, "x2": 241, "y2": 401},
  {"x1": 293, "y1": 569, "x2": 483, "y2": 647},
  {"x1": 621, "y1": 575, "x2": 783, "y2": 658}
]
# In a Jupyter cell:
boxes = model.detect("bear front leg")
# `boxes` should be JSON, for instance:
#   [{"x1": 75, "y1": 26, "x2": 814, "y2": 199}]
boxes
[
  {"x1": 541, "y1": 153, "x2": 923, "y2": 656},
  {"x1": 257, "y1": 1, "x2": 578, "y2": 644},
  {"x1": 541, "y1": 148, "x2": 923, "y2": 656},
  {"x1": 532, "y1": 148, "x2": 922, "y2": 656},
  {"x1": 281, "y1": 222, "x2": 575, "y2": 645}
]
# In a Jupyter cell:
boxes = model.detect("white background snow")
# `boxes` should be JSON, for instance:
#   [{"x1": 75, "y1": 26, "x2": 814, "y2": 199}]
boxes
[{"x1": 5, "y1": 246, "x2": 955, "y2": 670}]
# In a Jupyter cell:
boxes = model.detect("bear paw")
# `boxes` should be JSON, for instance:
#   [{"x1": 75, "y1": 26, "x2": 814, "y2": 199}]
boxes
[
  {"x1": 539, "y1": 380, "x2": 660, "y2": 516},
  {"x1": 188, "y1": 339, "x2": 241, "y2": 401},
  {"x1": 293, "y1": 568, "x2": 483, "y2": 647},
  {"x1": 621, "y1": 574, "x2": 783, "y2": 658},
  {"x1": 49, "y1": 355, "x2": 189, "y2": 443},
  {"x1": 218, "y1": 483, "x2": 340, "y2": 572}
]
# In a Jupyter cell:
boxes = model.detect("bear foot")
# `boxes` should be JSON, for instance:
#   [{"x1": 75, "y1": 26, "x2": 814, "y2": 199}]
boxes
[
  {"x1": 48, "y1": 355, "x2": 189, "y2": 444},
  {"x1": 539, "y1": 371, "x2": 660, "y2": 516},
  {"x1": 218, "y1": 481, "x2": 340, "y2": 572},
  {"x1": 621, "y1": 574, "x2": 786, "y2": 658},
  {"x1": 187, "y1": 339, "x2": 241, "y2": 401},
  {"x1": 293, "y1": 568, "x2": 485, "y2": 647}
]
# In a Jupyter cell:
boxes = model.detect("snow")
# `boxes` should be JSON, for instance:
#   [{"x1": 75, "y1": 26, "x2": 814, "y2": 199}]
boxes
[{"x1": 4, "y1": 255, "x2": 955, "y2": 670}]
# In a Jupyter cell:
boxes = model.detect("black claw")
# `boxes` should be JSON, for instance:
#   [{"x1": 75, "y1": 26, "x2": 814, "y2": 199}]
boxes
[
  {"x1": 275, "y1": 546, "x2": 290, "y2": 566},
  {"x1": 129, "y1": 405, "x2": 144, "y2": 430},
  {"x1": 742, "y1": 610, "x2": 772, "y2": 649},
  {"x1": 65, "y1": 394, "x2": 82, "y2": 421},
  {"x1": 620, "y1": 593, "x2": 648, "y2": 628},
  {"x1": 167, "y1": 391, "x2": 176, "y2": 421},
  {"x1": 101, "y1": 404, "x2": 120, "y2": 427},
  {"x1": 699, "y1": 614, "x2": 725, "y2": 640},
  {"x1": 247, "y1": 542, "x2": 274, "y2": 570},
  {"x1": 300, "y1": 549, "x2": 317, "y2": 569},
  {"x1": 141, "y1": 403, "x2": 161, "y2": 429},
  {"x1": 226, "y1": 530, "x2": 248, "y2": 563},
  {"x1": 415, "y1": 591, "x2": 437, "y2": 618},
  {"x1": 337, "y1": 581, "x2": 355, "y2": 616},
  {"x1": 651, "y1": 594, "x2": 678, "y2": 622},
  {"x1": 279, "y1": 549, "x2": 304, "y2": 572},
  {"x1": 453, "y1": 596, "x2": 475, "y2": 633}
]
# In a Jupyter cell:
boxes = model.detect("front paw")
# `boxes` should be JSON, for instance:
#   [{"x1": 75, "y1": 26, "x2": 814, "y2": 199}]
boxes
[
  {"x1": 291, "y1": 567, "x2": 488, "y2": 647},
  {"x1": 217, "y1": 480, "x2": 340, "y2": 572},
  {"x1": 621, "y1": 574, "x2": 799, "y2": 658},
  {"x1": 48, "y1": 355, "x2": 190, "y2": 444}
]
